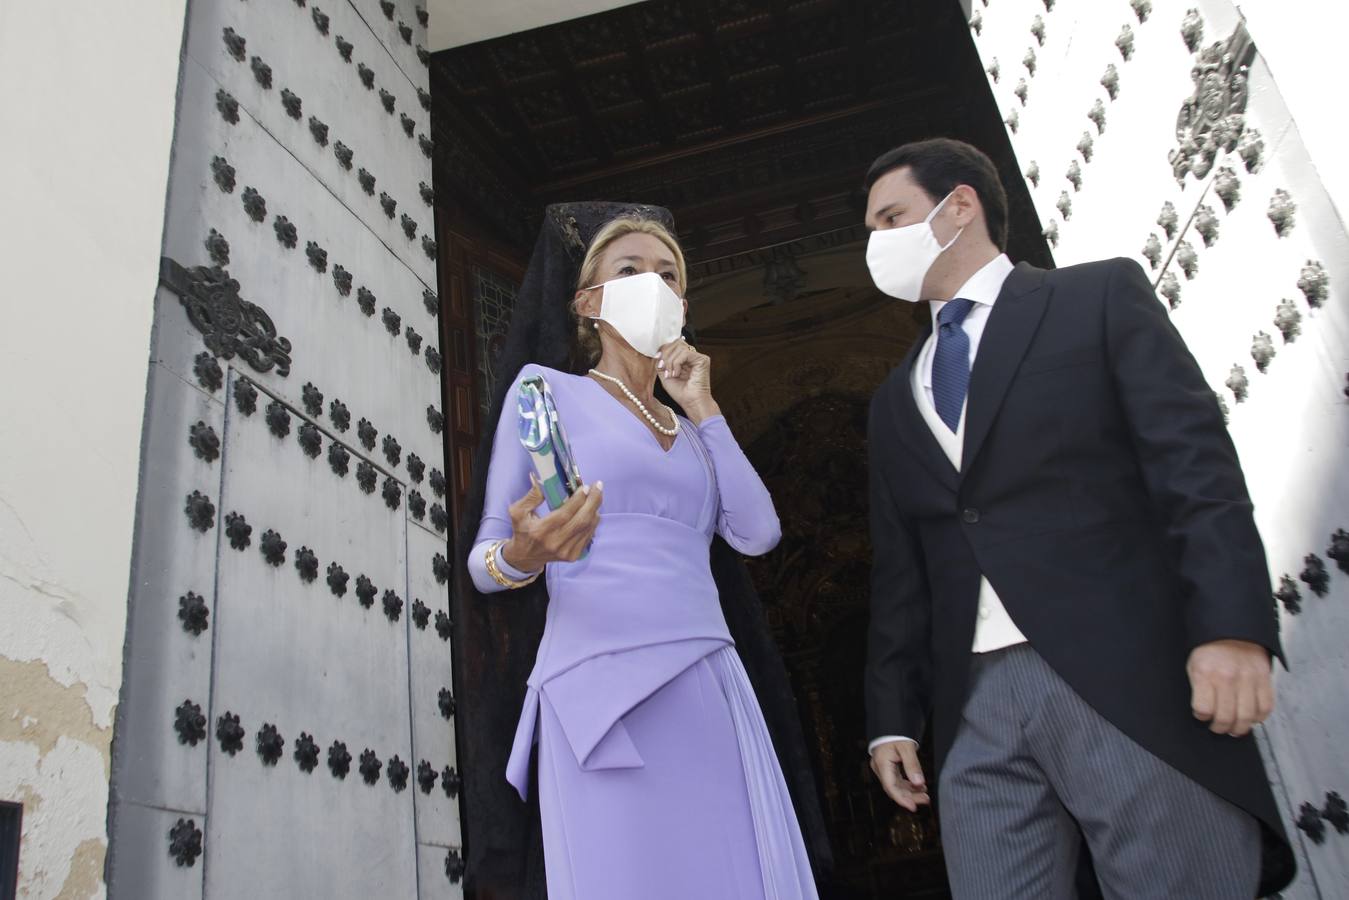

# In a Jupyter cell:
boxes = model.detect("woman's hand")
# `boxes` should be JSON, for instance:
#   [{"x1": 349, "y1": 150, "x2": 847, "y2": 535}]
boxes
[
  {"x1": 500, "y1": 475, "x2": 603, "y2": 572},
  {"x1": 657, "y1": 339, "x2": 720, "y2": 423}
]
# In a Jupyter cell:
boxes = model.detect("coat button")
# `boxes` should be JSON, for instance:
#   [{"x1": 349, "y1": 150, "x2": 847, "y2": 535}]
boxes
[{"x1": 962, "y1": 508, "x2": 981, "y2": 524}]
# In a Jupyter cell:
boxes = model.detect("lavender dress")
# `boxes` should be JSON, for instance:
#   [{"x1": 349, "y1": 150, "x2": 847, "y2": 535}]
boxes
[{"x1": 469, "y1": 364, "x2": 819, "y2": 900}]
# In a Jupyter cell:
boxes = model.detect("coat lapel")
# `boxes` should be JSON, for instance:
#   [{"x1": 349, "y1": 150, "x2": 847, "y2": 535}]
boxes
[
  {"x1": 887, "y1": 325, "x2": 960, "y2": 493},
  {"x1": 961, "y1": 262, "x2": 1051, "y2": 474}
]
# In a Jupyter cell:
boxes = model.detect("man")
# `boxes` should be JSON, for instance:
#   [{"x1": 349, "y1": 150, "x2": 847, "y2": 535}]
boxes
[{"x1": 862, "y1": 138, "x2": 1294, "y2": 898}]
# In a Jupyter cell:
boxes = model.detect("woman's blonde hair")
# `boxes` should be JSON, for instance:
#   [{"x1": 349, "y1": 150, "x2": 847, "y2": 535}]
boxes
[{"x1": 571, "y1": 216, "x2": 687, "y2": 367}]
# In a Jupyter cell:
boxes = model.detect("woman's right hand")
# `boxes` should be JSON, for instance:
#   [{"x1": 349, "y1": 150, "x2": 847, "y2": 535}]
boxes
[{"x1": 500, "y1": 475, "x2": 603, "y2": 571}]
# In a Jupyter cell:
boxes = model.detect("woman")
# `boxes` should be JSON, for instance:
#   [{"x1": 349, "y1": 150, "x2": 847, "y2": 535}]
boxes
[{"x1": 461, "y1": 204, "x2": 824, "y2": 899}]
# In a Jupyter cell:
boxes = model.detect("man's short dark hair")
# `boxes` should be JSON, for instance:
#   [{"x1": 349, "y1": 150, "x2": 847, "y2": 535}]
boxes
[{"x1": 864, "y1": 138, "x2": 1010, "y2": 251}]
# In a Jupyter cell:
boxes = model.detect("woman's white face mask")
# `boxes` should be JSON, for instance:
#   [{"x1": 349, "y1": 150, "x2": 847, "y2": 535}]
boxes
[
  {"x1": 583, "y1": 271, "x2": 685, "y2": 358},
  {"x1": 865, "y1": 191, "x2": 964, "y2": 302}
]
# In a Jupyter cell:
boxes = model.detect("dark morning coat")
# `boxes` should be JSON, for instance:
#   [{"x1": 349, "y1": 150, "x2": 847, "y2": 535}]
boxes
[{"x1": 864, "y1": 258, "x2": 1294, "y2": 895}]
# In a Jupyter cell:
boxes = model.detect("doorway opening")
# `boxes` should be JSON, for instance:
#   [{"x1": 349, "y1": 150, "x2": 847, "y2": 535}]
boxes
[{"x1": 429, "y1": 1, "x2": 1050, "y2": 895}]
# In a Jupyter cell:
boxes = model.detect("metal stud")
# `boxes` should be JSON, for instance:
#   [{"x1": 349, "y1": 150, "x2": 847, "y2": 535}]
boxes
[
  {"x1": 257, "y1": 723, "x2": 285, "y2": 766},
  {"x1": 1076, "y1": 131, "x2": 1094, "y2": 163},
  {"x1": 435, "y1": 610, "x2": 452, "y2": 640},
  {"x1": 417, "y1": 45, "x2": 429, "y2": 66},
  {"x1": 417, "y1": 7, "x2": 429, "y2": 27},
  {"x1": 261, "y1": 529, "x2": 287, "y2": 566},
  {"x1": 1014, "y1": 79, "x2": 1028, "y2": 106},
  {"x1": 189, "y1": 421, "x2": 221, "y2": 462},
  {"x1": 418, "y1": 133, "x2": 433, "y2": 158},
  {"x1": 359, "y1": 749, "x2": 382, "y2": 785},
  {"x1": 1004, "y1": 108, "x2": 1020, "y2": 134},
  {"x1": 356, "y1": 574, "x2": 377, "y2": 608},
  {"x1": 175, "y1": 699, "x2": 207, "y2": 746},
  {"x1": 1159, "y1": 271, "x2": 1181, "y2": 309},
  {"x1": 300, "y1": 383, "x2": 323, "y2": 417},
  {"x1": 1325, "y1": 791, "x2": 1349, "y2": 834},
  {"x1": 223, "y1": 27, "x2": 247, "y2": 61},
  {"x1": 327, "y1": 562, "x2": 350, "y2": 596},
  {"x1": 1142, "y1": 234, "x2": 1162, "y2": 270},
  {"x1": 429, "y1": 468, "x2": 446, "y2": 497},
  {"x1": 1238, "y1": 128, "x2": 1264, "y2": 172},
  {"x1": 442, "y1": 766, "x2": 462, "y2": 799},
  {"x1": 427, "y1": 404, "x2": 444, "y2": 433},
  {"x1": 1030, "y1": 15, "x2": 1045, "y2": 46},
  {"x1": 380, "y1": 0, "x2": 395, "y2": 19},
  {"x1": 216, "y1": 712, "x2": 244, "y2": 755},
  {"x1": 235, "y1": 378, "x2": 258, "y2": 415},
  {"x1": 1300, "y1": 553, "x2": 1329, "y2": 597},
  {"x1": 417, "y1": 760, "x2": 439, "y2": 794},
  {"x1": 422, "y1": 235, "x2": 438, "y2": 259},
  {"x1": 242, "y1": 186, "x2": 267, "y2": 222},
  {"x1": 1297, "y1": 802, "x2": 1326, "y2": 845},
  {"x1": 1088, "y1": 98, "x2": 1106, "y2": 134},
  {"x1": 379, "y1": 88, "x2": 396, "y2": 114},
  {"x1": 224, "y1": 512, "x2": 252, "y2": 550},
  {"x1": 401, "y1": 213, "x2": 418, "y2": 239},
  {"x1": 1214, "y1": 391, "x2": 1230, "y2": 425},
  {"x1": 1274, "y1": 575, "x2": 1301, "y2": 615},
  {"x1": 1101, "y1": 64, "x2": 1120, "y2": 101},
  {"x1": 438, "y1": 688, "x2": 456, "y2": 719},
  {"x1": 329, "y1": 399, "x2": 351, "y2": 431},
  {"x1": 306, "y1": 241, "x2": 328, "y2": 272},
  {"x1": 419, "y1": 181, "x2": 434, "y2": 206},
  {"x1": 380, "y1": 192, "x2": 397, "y2": 219},
  {"x1": 211, "y1": 156, "x2": 236, "y2": 193},
  {"x1": 1180, "y1": 8, "x2": 1204, "y2": 53},
  {"x1": 1298, "y1": 260, "x2": 1328, "y2": 308},
  {"x1": 398, "y1": 21, "x2": 412, "y2": 44},
  {"x1": 1131, "y1": 0, "x2": 1152, "y2": 23},
  {"x1": 357, "y1": 417, "x2": 377, "y2": 450},
  {"x1": 424, "y1": 288, "x2": 439, "y2": 316},
  {"x1": 1065, "y1": 160, "x2": 1082, "y2": 192},
  {"x1": 1225, "y1": 364, "x2": 1248, "y2": 402},
  {"x1": 382, "y1": 307, "x2": 402, "y2": 336},
  {"x1": 383, "y1": 476, "x2": 402, "y2": 510},
  {"x1": 274, "y1": 215, "x2": 299, "y2": 249},
  {"x1": 428, "y1": 502, "x2": 448, "y2": 533},
  {"x1": 406, "y1": 327, "x2": 423, "y2": 354},
  {"x1": 383, "y1": 435, "x2": 402, "y2": 466},
  {"x1": 357, "y1": 286, "x2": 376, "y2": 316},
  {"x1": 388, "y1": 755, "x2": 410, "y2": 792},
  {"x1": 1250, "y1": 332, "x2": 1275, "y2": 373},
  {"x1": 328, "y1": 740, "x2": 352, "y2": 778},
  {"x1": 328, "y1": 442, "x2": 350, "y2": 477},
  {"x1": 1116, "y1": 24, "x2": 1135, "y2": 60},
  {"x1": 356, "y1": 461, "x2": 377, "y2": 494},
  {"x1": 1213, "y1": 166, "x2": 1241, "y2": 212},
  {"x1": 295, "y1": 546, "x2": 319, "y2": 582},
  {"x1": 1056, "y1": 191, "x2": 1072, "y2": 221},
  {"x1": 986, "y1": 57, "x2": 1000, "y2": 83},
  {"x1": 446, "y1": 849, "x2": 465, "y2": 883},
  {"x1": 417, "y1": 87, "x2": 431, "y2": 111},
  {"x1": 1274, "y1": 298, "x2": 1301, "y2": 343},
  {"x1": 333, "y1": 264, "x2": 353, "y2": 296},
  {"x1": 1267, "y1": 189, "x2": 1296, "y2": 237},
  {"x1": 312, "y1": 7, "x2": 330, "y2": 34},
  {"x1": 382, "y1": 589, "x2": 403, "y2": 622},
  {"x1": 185, "y1": 491, "x2": 216, "y2": 532},
  {"x1": 334, "y1": 141, "x2": 354, "y2": 170},
  {"x1": 1157, "y1": 201, "x2": 1178, "y2": 241},
  {"x1": 1024, "y1": 160, "x2": 1040, "y2": 187},
  {"x1": 411, "y1": 598, "x2": 430, "y2": 629},
  {"x1": 1194, "y1": 205, "x2": 1219, "y2": 247},
  {"x1": 294, "y1": 732, "x2": 320, "y2": 773},
  {"x1": 336, "y1": 36, "x2": 354, "y2": 62},
  {"x1": 168, "y1": 819, "x2": 203, "y2": 867},
  {"x1": 1022, "y1": 47, "x2": 1037, "y2": 77},
  {"x1": 179, "y1": 592, "x2": 210, "y2": 635},
  {"x1": 194, "y1": 352, "x2": 224, "y2": 393},
  {"x1": 216, "y1": 89, "x2": 240, "y2": 124},
  {"x1": 433, "y1": 553, "x2": 451, "y2": 584},
  {"x1": 358, "y1": 62, "x2": 375, "y2": 89},
  {"x1": 1327, "y1": 529, "x2": 1349, "y2": 574},
  {"x1": 1176, "y1": 241, "x2": 1198, "y2": 281},
  {"x1": 266, "y1": 400, "x2": 291, "y2": 438},
  {"x1": 281, "y1": 88, "x2": 303, "y2": 119},
  {"x1": 251, "y1": 56, "x2": 273, "y2": 89},
  {"x1": 399, "y1": 111, "x2": 415, "y2": 136},
  {"x1": 407, "y1": 454, "x2": 425, "y2": 482}
]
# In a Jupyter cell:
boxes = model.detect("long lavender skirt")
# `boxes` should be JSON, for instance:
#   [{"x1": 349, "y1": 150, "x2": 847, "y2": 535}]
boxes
[{"x1": 535, "y1": 645, "x2": 819, "y2": 900}]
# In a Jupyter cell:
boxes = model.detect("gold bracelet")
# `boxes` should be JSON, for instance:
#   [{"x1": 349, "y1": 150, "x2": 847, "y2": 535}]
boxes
[{"x1": 485, "y1": 539, "x2": 541, "y2": 590}]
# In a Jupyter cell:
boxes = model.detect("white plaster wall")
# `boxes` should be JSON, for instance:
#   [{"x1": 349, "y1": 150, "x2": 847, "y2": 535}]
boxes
[{"x1": 0, "y1": 0, "x2": 188, "y2": 896}]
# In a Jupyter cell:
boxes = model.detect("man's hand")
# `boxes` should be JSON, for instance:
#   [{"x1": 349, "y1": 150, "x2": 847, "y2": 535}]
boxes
[
  {"x1": 1187, "y1": 639, "x2": 1274, "y2": 737},
  {"x1": 870, "y1": 740, "x2": 930, "y2": 812}
]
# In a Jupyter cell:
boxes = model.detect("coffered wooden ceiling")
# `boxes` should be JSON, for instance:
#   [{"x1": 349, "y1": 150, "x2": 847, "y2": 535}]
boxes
[{"x1": 431, "y1": 0, "x2": 1051, "y2": 270}]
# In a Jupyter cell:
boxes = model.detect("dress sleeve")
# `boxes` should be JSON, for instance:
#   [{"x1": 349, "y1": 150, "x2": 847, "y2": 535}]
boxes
[
  {"x1": 695, "y1": 415, "x2": 781, "y2": 556},
  {"x1": 468, "y1": 367, "x2": 543, "y2": 593}
]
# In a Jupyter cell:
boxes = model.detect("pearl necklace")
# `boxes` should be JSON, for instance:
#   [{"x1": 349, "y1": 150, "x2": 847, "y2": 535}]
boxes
[{"x1": 588, "y1": 369, "x2": 681, "y2": 437}]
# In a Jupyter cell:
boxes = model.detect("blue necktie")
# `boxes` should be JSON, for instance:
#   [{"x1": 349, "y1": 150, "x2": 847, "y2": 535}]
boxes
[{"x1": 932, "y1": 297, "x2": 976, "y2": 432}]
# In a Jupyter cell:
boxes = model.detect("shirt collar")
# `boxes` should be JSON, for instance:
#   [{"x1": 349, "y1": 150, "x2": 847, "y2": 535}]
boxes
[{"x1": 927, "y1": 253, "x2": 1014, "y2": 325}]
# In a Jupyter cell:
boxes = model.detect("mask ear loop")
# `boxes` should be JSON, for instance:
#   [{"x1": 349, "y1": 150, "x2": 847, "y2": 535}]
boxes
[{"x1": 926, "y1": 190, "x2": 965, "y2": 253}]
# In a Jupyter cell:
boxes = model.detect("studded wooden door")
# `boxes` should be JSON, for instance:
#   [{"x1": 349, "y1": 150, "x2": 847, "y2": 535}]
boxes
[{"x1": 105, "y1": 1, "x2": 463, "y2": 897}]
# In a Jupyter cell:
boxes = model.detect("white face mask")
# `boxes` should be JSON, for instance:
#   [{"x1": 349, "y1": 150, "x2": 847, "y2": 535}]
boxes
[
  {"x1": 584, "y1": 270, "x2": 686, "y2": 357},
  {"x1": 865, "y1": 191, "x2": 964, "y2": 302}
]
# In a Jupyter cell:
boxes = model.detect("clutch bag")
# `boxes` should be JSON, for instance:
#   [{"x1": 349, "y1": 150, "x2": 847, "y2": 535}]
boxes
[{"x1": 517, "y1": 374, "x2": 584, "y2": 514}]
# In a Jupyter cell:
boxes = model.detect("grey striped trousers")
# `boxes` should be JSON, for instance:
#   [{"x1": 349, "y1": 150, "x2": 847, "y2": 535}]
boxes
[{"x1": 938, "y1": 643, "x2": 1260, "y2": 900}]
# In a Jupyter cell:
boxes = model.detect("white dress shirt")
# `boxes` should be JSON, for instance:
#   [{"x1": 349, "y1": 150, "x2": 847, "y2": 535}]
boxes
[{"x1": 870, "y1": 253, "x2": 1028, "y2": 755}]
